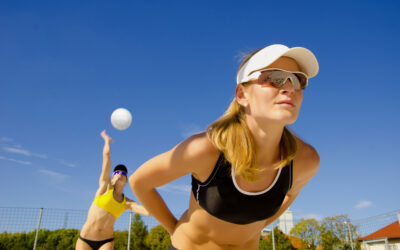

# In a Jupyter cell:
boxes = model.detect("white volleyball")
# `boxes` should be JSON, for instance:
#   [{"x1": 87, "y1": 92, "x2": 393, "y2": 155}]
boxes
[{"x1": 110, "y1": 108, "x2": 132, "y2": 130}]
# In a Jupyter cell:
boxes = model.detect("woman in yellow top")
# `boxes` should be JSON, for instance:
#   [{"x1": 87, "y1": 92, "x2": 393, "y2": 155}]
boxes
[{"x1": 76, "y1": 130, "x2": 149, "y2": 250}]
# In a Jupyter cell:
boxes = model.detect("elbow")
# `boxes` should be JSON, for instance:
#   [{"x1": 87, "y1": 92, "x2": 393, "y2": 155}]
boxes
[
  {"x1": 129, "y1": 174, "x2": 137, "y2": 192},
  {"x1": 129, "y1": 169, "x2": 157, "y2": 199},
  {"x1": 129, "y1": 172, "x2": 144, "y2": 195}
]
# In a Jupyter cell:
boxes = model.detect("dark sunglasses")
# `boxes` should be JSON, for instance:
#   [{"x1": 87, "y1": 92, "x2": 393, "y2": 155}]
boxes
[{"x1": 113, "y1": 170, "x2": 127, "y2": 176}]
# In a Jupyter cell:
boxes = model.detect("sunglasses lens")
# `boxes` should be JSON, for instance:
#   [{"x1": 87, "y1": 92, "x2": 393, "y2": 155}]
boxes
[
  {"x1": 113, "y1": 170, "x2": 127, "y2": 176},
  {"x1": 259, "y1": 70, "x2": 308, "y2": 90},
  {"x1": 258, "y1": 71, "x2": 281, "y2": 87},
  {"x1": 294, "y1": 73, "x2": 308, "y2": 89}
]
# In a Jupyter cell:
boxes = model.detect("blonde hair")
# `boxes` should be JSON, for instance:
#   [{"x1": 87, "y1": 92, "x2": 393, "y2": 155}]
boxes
[{"x1": 206, "y1": 49, "x2": 298, "y2": 182}]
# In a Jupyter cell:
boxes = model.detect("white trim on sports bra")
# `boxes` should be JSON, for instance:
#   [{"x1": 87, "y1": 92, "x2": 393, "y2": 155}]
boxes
[{"x1": 231, "y1": 167, "x2": 282, "y2": 196}]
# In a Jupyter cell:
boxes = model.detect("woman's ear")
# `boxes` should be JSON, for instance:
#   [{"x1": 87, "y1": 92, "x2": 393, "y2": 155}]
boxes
[{"x1": 235, "y1": 84, "x2": 249, "y2": 107}]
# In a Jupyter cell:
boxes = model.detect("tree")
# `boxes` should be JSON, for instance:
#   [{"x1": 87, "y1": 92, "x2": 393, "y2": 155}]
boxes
[
  {"x1": 114, "y1": 230, "x2": 129, "y2": 250},
  {"x1": 259, "y1": 235, "x2": 272, "y2": 250},
  {"x1": 0, "y1": 229, "x2": 52, "y2": 250},
  {"x1": 146, "y1": 225, "x2": 171, "y2": 250},
  {"x1": 0, "y1": 232, "x2": 31, "y2": 250},
  {"x1": 27, "y1": 229, "x2": 52, "y2": 249},
  {"x1": 319, "y1": 215, "x2": 359, "y2": 250},
  {"x1": 41, "y1": 229, "x2": 80, "y2": 250},
  {"x1": 290, "y1": 218, "x2": 320, "y2": 249},
  {"x1": 261, "y1": 226, "x2": 295, "y2": 250},
  {"x1": 130, "y1": 214, "x2": 149, "y2": 250}
]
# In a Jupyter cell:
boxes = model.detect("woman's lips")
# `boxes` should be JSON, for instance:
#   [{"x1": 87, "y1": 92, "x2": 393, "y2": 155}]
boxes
[{"x1": 276, "y1": 100, "x2": 294, "y2": 107}]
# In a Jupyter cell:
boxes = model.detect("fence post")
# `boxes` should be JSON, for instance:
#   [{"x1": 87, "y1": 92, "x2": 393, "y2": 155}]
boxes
[
  {"x1": 127, "y1": 212, "x2": 132, "y2": 250},
  {"x1": 271, "y1": 223, "x2": 276, "y2": 250},
  {"x1": 344, "y1": 220, "x2": 354, "y2": 250},
  {"x1": 33, "y1": 208, "x2": 43, "y2": 250}
]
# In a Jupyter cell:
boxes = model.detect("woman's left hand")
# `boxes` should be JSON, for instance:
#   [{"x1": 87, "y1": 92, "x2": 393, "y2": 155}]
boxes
[
  {"x1": 129, "y1": 201, "x2": 151, "y2": 216},
  {"x1": 101, "y1": 130, "x2": 114, "y2": 144}
]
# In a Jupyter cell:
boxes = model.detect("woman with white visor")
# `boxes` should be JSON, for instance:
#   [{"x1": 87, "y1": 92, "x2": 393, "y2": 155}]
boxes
[{"x1": 130, "y1": 44, "x2": 320, "y2": 250}]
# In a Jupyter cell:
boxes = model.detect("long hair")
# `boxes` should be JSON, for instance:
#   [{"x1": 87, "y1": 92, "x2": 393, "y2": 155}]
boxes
[{"x1": 206, "y1": 49, "x2": 298, "y2": 182}]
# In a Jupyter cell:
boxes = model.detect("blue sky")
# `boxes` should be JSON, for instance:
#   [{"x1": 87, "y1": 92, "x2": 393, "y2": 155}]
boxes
[{"x1": 0, "y1": 0, "x2": 399, "y2": 224}]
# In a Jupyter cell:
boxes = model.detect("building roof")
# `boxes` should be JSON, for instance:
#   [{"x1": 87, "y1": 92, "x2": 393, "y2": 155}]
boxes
[{"x1": 359, "y1": 221, "x2": 400, "y2": 241}]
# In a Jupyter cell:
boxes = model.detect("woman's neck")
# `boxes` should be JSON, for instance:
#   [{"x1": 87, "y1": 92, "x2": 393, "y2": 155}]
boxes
[
  {"x1": 113, "y1": 184, "x2": 124, "y2": 196},
  {"x1": 246, "y1": 116, "x2": 285, "y2": 167}
]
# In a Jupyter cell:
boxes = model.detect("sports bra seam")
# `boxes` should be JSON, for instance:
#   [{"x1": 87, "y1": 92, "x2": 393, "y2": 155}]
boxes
[
  {"x1": 193, "y1": 155, "x2": 223, "y2": 203},
  {"x1": 196, "y1": 184, "x2": 201, "y2": 202},
  {"x1": 193, "y1": 154, "x2": 222, "y2": 187},
  {"x1": 197, "y1": 163, "x2": 221, "y2": 187}
]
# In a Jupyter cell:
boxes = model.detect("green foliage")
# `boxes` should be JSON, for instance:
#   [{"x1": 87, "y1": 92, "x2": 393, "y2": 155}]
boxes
[
  {"x1": 114, "y1": 230, "x2": 129, "y2": 250},
  {"x1": 0, "y1": 229, "x2": 76, "y2": 250},
  {"x1": 290, "y1": 215, "x2": 360, "y2": 250},
  {"x1": 261, "y1": 227, "x2": 295, "y2": 250},
  {"x1": 0, "y1": 215, "x2": 363, "y2": 250},
  {"x1": 41, "y1": 229, "x2": 79, "y2": 250},
  {"x1": 0, "y1": 220, "x2": 173, "y2": 249},
  {"x1": 319, "y1": 215, "x2": 360, "y2": 249},
  {"x1": 0, "y1": 231, "x2": 32, "y2": 250},
  {"x1": 319, "y1": 215, "x2": 345, "y2": 248},
  {"x1": 290, "y1": 218, "x2": 319, "y2": 248},
  {"x1": 27, "y1": 229, "x2": 52, "y2": 248},
  {"x1": 146, "y1": 225, "x2": 171, "y2": 250},
  {"x1": 259, "y1": 235, "x2": 272, "y2": 250},
  {"x1": 273, "y1": 227, "x2": 295, "y2": 250},
  {"x1": 130, "y1": 214, "x2": 149, "y2": 250}
]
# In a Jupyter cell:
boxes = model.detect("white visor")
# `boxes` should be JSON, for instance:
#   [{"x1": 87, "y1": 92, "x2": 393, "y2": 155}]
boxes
[{"x1": 236, "y1": 44, "x2": 319, "y2": 85}]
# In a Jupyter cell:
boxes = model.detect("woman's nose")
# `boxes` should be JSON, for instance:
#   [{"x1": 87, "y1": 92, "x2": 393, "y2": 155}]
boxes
[{"x1": 280, "y1": 80, "x2": 295, "y2": 94}]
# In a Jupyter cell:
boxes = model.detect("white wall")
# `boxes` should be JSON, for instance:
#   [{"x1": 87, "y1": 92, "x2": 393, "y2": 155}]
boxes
[{"x1": 278, "y1": 210, "x2": 294, "y2": 235}]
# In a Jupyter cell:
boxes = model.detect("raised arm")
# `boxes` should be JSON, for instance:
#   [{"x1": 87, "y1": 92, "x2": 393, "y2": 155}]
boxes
[
  {"x1": 99, "y1": 130, "x2": 114, "y2": 188},
  {"x1": 129, "y1": 132, "x2": 218, "y2": 234}
]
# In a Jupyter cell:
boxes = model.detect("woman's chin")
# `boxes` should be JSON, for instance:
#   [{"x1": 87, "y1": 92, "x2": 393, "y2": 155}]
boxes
[
  {"x1": 267, "y1": 114, "x2": 299, "y2": 125},
  {"x1": 274, "y1": 112, "x2": 299, "y2": 124}
]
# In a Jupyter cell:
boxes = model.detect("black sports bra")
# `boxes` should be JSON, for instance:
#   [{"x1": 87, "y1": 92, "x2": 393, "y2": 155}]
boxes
[{"x1": 191, "y1": 153, "x2": 293, "y2": 225}]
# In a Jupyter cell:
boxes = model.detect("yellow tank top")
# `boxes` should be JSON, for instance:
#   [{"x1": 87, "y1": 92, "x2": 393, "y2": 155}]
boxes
[{"x1": 93, "y1": 186, "x2": 126, "y2": 218}]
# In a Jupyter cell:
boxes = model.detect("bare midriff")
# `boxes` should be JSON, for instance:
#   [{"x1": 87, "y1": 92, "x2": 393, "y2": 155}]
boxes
[
  {"x1": 171, "y1": 193, "x2": 266, "y2": 250},
  {"x1": 79, "y1": 204, "x2": 117, "y2": 240}
]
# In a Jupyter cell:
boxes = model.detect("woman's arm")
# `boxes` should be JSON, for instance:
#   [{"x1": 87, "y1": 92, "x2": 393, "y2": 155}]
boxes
[
  {"x1": 126, "y1": 198, "x2": 150, "y2": 216},
  {"x1": 97, "y1": 130, "x2": 114, "y2": 194},
  {"x1": 129, "y1": 132, "x2": 218, "y2": 234}
]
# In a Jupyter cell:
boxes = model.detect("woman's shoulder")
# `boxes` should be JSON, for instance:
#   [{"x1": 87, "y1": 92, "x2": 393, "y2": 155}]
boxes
[
  {"x1": 178, "y1": 132, "x2": 221, "y2": 180},
  {"x1": 178, "y1": 132, "x2": 220, "y2": 158},
  {"x1": 293, "y1": 136, "x2": 320, "y2": 177}
]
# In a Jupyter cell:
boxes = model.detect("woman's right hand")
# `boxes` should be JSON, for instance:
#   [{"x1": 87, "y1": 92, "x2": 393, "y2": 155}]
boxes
[{"x1": 129, "y1": 132, "x2": 219, "y2": 235}]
